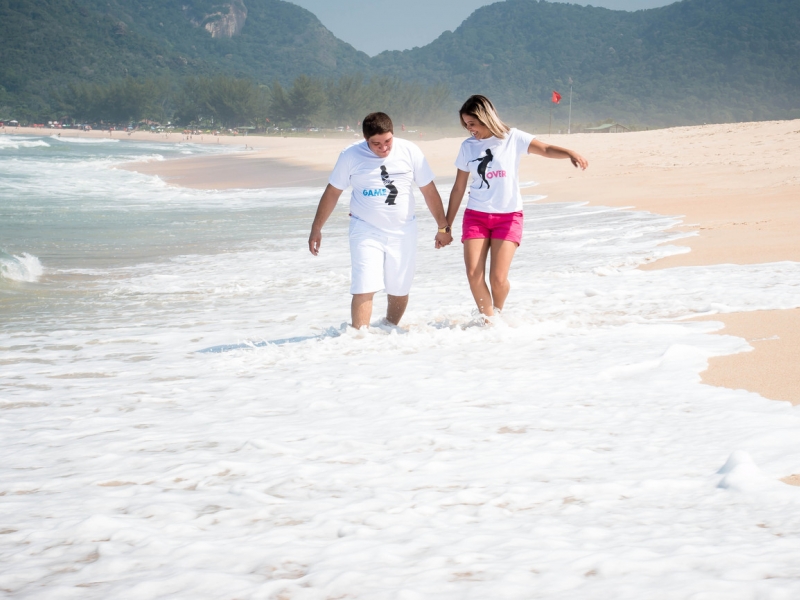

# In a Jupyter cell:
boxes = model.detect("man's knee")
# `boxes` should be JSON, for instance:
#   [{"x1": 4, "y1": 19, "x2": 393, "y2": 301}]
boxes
[{"x1": 352, "y1": 292, "x2": 375, "y2": 305}]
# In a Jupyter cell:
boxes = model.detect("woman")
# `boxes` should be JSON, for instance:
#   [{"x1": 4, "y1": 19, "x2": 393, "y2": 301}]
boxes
[{"x1": 445, "y1": 95, "x2": 588, "y2": 318}]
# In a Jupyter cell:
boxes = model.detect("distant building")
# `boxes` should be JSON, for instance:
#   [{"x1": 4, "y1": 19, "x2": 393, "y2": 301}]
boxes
[{"x1": 584, "y1": 123, "x2": 630, "y2": 133}]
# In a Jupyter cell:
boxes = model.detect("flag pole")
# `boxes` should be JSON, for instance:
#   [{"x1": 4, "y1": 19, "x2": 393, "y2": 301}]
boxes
[
  {"x1": 549, "y1": 102, "x2": 552, "y2": 136},
  {"x1": 567, "y1": 78, "x2": 573, "y2": 134}
]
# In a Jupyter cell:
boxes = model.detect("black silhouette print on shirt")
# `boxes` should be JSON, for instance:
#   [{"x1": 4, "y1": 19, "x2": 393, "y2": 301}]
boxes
[
  {"x1": 380, "y1": 165, "x2": 398, "y2": 205},
  {"x1": 469, "y1": 148, "x2": 494, "y2": 189}
]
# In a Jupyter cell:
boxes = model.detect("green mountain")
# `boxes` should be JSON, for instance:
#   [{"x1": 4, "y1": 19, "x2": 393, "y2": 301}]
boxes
[
  {"x1": 372, "y1": 0, "x2": 800, "y2": 125},
  {"x1": 0, "y1": 0, "x2": 369, "y2": 117},
  {"x1": 1, "y1": 0, "x2": 798, "y2": 125}
]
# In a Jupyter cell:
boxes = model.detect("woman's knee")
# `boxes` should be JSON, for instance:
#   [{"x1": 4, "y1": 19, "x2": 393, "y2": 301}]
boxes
[
  {"x1": 489, "y1": 273, "x2": 509, "y2": 290},
  {"x1": 465, "y1": 265, "x2": 485, "y2": 285}
]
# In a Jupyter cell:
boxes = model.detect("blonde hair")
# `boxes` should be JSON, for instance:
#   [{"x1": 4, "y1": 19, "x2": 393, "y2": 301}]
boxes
[{"x1": 459, "y1": 95, "x2": 510, "y2": 139}]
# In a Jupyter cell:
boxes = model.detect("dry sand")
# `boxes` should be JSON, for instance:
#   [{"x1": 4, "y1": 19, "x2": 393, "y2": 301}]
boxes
[{"x1": 8, "y1": 121, "x2": 800, "y2": 403}]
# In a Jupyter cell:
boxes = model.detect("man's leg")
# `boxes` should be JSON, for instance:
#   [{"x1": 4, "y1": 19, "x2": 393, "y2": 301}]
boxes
[
  {"x1": 351, "y1": 293, "x2": 375, "y2": 329},
  {"x1": 350, "y1": 218, "x2": 384, "y2": 329},
  {"x1": 382, "y1": 221, "x2": 416, "y2": 327},
  {"x1": 386, "y1": 294, "x2": 409, "y2": 325}
]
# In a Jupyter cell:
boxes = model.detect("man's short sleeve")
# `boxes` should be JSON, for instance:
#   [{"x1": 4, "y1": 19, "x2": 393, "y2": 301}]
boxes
[
  {"x1": 328, "y1": 148, "x2": 352, "y2": 191},
  {"x1": 411, "y1": 143, "x2": 435, "y2": 187}
]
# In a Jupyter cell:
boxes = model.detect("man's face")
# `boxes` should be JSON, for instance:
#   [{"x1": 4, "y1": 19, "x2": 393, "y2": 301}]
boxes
[{"x1": 366, "y1": 132, "x2": 393, "y2": 158}]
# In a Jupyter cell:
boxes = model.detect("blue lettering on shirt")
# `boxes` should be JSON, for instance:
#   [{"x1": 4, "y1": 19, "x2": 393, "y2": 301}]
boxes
[{"x1": 362, "y1": 189, "x2": 389, "y2": 197}]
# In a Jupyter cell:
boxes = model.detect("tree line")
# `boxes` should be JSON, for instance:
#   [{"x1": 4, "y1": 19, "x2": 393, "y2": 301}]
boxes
[{"x1": 54, "y1": 74, "x2": 453, "y2": 129}]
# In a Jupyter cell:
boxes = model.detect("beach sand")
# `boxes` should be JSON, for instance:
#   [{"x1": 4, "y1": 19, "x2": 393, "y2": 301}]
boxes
[
  {"x1": 9, "y1": 121, "x2": 799, "y2": 403},
  {"x1": 524, "y1": 121, "x2": 800, "y2": 405}
]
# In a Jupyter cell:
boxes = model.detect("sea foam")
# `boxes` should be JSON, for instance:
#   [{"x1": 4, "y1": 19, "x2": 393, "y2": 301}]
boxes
[
  {"x1": 3, "y1": 136, "x2": 800, "y2": 598},
  {"x1": 0, "y1": 251, "x2": 43, "y2": 282},
  {"x1": 0, "y1": 137, "x2": 50, "y2": 150},
  {"x1": 51, "y1": 135, "x2": 120, "y2": 144}
]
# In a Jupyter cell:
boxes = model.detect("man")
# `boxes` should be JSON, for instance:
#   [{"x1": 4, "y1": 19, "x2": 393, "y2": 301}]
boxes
[{"x1": 309, "y1": 112, "x2": 452, "y2": 329}]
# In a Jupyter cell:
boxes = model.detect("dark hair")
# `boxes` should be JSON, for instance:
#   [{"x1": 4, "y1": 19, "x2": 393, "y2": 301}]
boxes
[{"x1": 362, "y1": 112, "x2": 393, "y2": 139}]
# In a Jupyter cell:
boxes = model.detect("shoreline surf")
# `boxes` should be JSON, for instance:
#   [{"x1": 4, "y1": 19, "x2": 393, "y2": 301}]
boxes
[{"x1": 58, "y1": 119, "x2": 800, "y2": 405}]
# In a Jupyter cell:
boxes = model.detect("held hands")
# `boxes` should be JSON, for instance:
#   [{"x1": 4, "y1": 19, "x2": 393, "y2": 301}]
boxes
[{"x1": 434, "y1": 231, "x2": 453, "y2": 249}]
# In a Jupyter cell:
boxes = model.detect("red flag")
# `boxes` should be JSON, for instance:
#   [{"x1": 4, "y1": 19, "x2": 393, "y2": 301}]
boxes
[{"x1": 552, "y1": 90, "x2": 562, "y2": 104}]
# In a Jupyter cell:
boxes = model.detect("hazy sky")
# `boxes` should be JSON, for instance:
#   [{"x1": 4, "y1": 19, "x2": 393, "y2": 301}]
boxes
[{"x1": 288, "y1": 0, "x2": 677, "y2": 56}]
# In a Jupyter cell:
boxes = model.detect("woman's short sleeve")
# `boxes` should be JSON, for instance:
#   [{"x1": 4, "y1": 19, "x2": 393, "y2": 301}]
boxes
[
  {"x1": 454, "y1": 140, "x2": 470, "y2": 172},
  {"x1": 514, "y1": 129, "x2": 535, "y2": 157}
]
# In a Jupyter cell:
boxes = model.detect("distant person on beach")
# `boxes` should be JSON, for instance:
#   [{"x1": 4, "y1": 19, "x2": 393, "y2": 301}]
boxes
[
  {"x1": 309, "y1": 112, "x2": 453, "y2": 329},
  {"x1": 445, "y1": 95, "x2": 588, "y2": 319}
]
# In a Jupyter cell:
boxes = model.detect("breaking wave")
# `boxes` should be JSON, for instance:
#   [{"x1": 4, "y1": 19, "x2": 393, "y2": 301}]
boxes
[
  {"x1": 51, "y1": 136, "x2": 120, "y2": 144},
  {"x1": 0, "y1": 138, "x2": 50, "y2": 150},
  {"x1": 0, "y1": 251, "x2": 44, "y2": 282}
]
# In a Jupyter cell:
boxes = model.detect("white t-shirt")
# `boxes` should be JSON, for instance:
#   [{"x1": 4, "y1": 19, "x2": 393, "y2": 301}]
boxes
[
  {"x1": 455, "y1": 128, "x2": 535, "y2": 214},
  {"x1": 329, "y1": 137, "x2": 435, "y2": 234}
]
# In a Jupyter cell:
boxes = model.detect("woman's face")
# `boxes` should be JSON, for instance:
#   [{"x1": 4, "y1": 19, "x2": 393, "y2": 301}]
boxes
[{"x1": 461, "y1": 114, "x2": 492, "y2": 140}]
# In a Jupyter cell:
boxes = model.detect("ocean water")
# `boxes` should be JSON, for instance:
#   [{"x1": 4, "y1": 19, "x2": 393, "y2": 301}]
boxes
[{"x1": 2, "y1": 134, "x2": 800, "y2": 599}]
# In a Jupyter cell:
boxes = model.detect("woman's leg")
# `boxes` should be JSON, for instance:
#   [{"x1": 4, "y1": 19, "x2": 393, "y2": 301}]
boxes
[
  {"x1": 488, "y1": 239, "x2": 518, "y2": 311},
  {"x1": 464, "y1": 238, "x2": 493, "y2": 315}
]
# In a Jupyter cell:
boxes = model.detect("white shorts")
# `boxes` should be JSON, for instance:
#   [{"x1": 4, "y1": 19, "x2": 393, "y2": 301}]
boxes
[{"x1": 349, "y1": 217, "x2": 417, "y2": 296}]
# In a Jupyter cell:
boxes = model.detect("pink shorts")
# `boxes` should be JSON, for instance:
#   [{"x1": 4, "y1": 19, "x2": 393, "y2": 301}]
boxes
[{"x1": 461, "y1": 209, "x2": 524, "y2": 245}]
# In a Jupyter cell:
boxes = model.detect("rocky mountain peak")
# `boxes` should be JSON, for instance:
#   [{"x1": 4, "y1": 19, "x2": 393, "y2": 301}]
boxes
[{"x1": 185, "y1": 0, "x2": 248, "y2": 39}]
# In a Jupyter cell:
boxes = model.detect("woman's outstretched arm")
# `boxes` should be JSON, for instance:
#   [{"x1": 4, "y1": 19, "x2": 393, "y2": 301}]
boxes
[
  {"x1": 528, "y1": 139, "x2": 589, "y2": 170},
  {"x1": 446, "y1": 169, "x2": 471, "y2": 226}
]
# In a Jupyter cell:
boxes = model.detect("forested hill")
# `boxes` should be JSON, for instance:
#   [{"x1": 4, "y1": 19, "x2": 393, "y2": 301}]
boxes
[
  {"x1": 0, "y1": 0, "x2": 369, "y2": 116},
  {"x1": 1, "y1": 0, "x2": 799, "y2": 125},
  {"x1": 372, "y1": 0, "x2": 800, "y2": 124}
]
